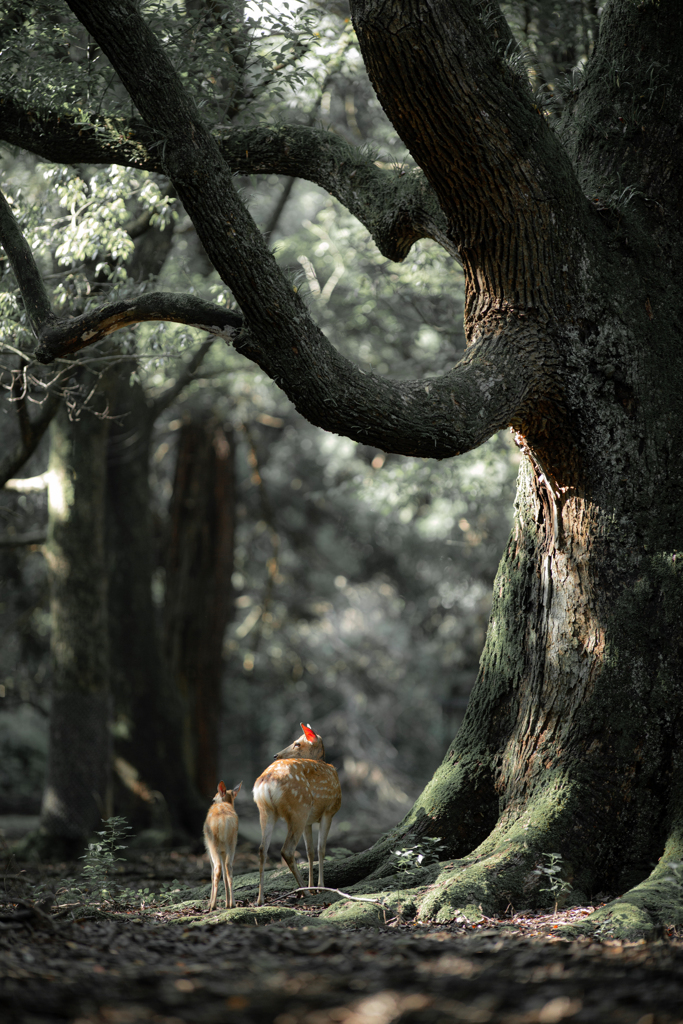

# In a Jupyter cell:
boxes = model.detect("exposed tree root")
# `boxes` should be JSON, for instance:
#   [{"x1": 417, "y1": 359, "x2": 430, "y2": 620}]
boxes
[{"x1": 562, "y1": 832, "x2": 683, "y2": 940}]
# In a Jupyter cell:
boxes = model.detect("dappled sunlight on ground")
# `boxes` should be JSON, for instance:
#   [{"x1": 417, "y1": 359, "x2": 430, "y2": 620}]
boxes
[{"x1": 1, "y1": 849, "x2": 683, "y2": 1023}]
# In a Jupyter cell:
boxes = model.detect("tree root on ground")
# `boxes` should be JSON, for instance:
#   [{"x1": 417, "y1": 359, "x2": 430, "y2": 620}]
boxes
[
  {"x1": 561, "y1": 840, "x2": 683, "y2": 941},
  {"x1": 215, "y1": 811, "x2": 683, "y2": 939}
]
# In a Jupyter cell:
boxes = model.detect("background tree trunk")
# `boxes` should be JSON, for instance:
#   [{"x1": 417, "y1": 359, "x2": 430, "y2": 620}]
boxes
[
  {"x1": 40, "y1": 395, "x2": 111, "y2": 855},
  {"x1": 106, "y1": 375, "x2": 205, "y2": 835},
  {"x1": 165, "y1": 416, "x2": 235, "y2": 798}
]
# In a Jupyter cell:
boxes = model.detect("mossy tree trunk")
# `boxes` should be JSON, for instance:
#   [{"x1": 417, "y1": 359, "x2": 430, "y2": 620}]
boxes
[
  {"x1": 320, "y1": 0, "x2": 683, "y2": 935},
  {"x1": 11, "y1": 0, "x2": 683, "y2": 933}
]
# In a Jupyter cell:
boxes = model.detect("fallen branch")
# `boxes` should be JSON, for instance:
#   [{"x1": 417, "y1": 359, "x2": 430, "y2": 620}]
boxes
[
  {"x1": 265, "y1": 885, "x2": 388, "y2": 922},
  {"x1": 0, "y1": 894, "x2": 55, "y2": 929}
]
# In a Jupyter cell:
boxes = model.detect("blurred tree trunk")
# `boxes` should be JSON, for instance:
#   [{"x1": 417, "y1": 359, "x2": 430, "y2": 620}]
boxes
[
  {"x1": 165, "y1": 416, "x2": 235, "y2": 797},
  {"x1": 40, "y1": 394, "x2": 111, "y2": 855},
  {"x1": 106, "y1": 375, "x2": 205, "y2": 835}
]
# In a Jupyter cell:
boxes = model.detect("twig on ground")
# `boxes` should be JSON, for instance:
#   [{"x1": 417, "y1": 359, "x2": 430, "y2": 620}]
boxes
[
  {"x1": 265, "y1": 886, "x2": 388, "y2": 922},
  {"x1": 0, "y1": 895, "x2": 56, "y2": 929}
]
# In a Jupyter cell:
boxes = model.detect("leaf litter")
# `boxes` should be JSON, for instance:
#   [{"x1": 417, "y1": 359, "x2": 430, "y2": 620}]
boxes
[{"x1": 1, "y1": 848, "x2": 682, "y2": 1024}]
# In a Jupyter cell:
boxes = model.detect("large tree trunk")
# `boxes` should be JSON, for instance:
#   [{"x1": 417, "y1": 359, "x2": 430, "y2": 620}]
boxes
[
  {"x1": 316, "y1": 0, "x2": 683, "y2": 937},
  {"x1": 165, "y1": 416, "x2": 235, "y2": 798},
  {"x1": 40, "y1": 397, "x2": 111, "y2": 856}
]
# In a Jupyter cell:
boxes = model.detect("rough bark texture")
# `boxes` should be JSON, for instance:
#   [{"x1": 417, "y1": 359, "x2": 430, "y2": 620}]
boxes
[
  {"x1": 33, "y1": 293, "x2": 242, "y2": 363},
  {"x1": 0, "y1": 97, "x2": 454, "y2": 262},
  {"x1": 4, "y1": 0, "x2": 683, "y2": 935},
  {"x1": 40, "y1": 396, "x2": 111, "y2": 853},
  {"x1": 318, "y1": 0, "x2": 683, "y2": 937},
  {"x1": 53, "y1": 0, "x2": 532, "y2": 462},
  {"x1": 165, "y1": 417, "x2": 235, "y2": 798}
]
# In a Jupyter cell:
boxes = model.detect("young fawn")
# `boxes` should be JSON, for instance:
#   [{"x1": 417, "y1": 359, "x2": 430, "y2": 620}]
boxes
[
  {"x1": 252, "y1": 723, "x2": 341, "y2": 906},
  {"x1": 204, "y1": 780, "x2": 242, "y2": 911}
]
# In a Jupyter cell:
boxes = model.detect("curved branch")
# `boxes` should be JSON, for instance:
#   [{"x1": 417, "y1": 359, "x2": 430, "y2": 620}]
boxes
[
  {"x1": 350, "y1": 0, "x2": 588, "y2": 317},
  {"x1": 0, "y1": 186, "x2": 56, "y2": 335},
  {"x1": 34, "y1": 293, "x2": 242, "y2": 363},
  {"x1": 33, "y1": 284, "x2": 539, "y2": 458},
  {"x1": 562, "y1": 0, "x2": 683, "y2": 233},
  {"x1": 0, "y1": 95, "x2": 455, "y2": 262},
  {"x1": 57, "y1": 0, "x2": 543, "y2": 459},
  {"x1": 216, "y1": 124, "x2": 456, "y2": 261},
  {"x1": 232, "y1": 317, "x2": 539, "y2": 459}
]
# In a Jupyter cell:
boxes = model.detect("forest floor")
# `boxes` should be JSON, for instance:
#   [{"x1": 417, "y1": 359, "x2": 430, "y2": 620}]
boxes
[{"x1": 1, "y1": 845, "x2": 682, "y2": 1024}]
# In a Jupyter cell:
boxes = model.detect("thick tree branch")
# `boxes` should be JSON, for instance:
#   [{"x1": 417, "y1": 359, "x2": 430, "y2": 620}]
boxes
[
  {"x1": 0, "y1": 187, "x2": 56, "y2": 336},
  {"x1": 34, "y1": 293, "x2": 242, "y2": 363},
  {"x1": 563, "y1": 0, "x2": 683, "y2": 235},
  {"x1": 218, "y1": 124, "x2": 456, "y2": 261},
  {"x1": 350, "y1": 0, "x2": 589, "y2": 320},
  {"x1": 58, "y1": 0, "x2": 542, "y2": 460},
  {"x1": 0, "y1": 96, "x2": 155, "y2": 170},
  {"x1": 0, "y1": 95, "x2": 455, "y2": 262}
]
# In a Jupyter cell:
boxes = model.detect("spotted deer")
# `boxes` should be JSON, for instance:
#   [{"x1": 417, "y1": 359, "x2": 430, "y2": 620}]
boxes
[
  {"x1": 203, "y1": 780, "x2": 242, "y2": 911},
  {"x1": 252, "y1": 723, "x2": 341, "y2": 906}
]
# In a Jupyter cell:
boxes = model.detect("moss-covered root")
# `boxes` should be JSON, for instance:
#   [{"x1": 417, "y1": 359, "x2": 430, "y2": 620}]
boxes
[
  {"x1": 415, "y1": 846, "x2": 532, "y2": 923},
  {"x1": 563, "y1": 834, "x2": 683, "y2": 941},
  {"x1": 414, "y1": 795, "x2": 592, "y2": 923}
]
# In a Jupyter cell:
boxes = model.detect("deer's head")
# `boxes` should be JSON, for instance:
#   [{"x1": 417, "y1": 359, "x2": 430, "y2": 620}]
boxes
[
  {"x1": 272, "y1": 723, "x2": 325, "y2": 761},
  {"x1": 213, "y1": 780, "x2": 242, "y2": 804}
]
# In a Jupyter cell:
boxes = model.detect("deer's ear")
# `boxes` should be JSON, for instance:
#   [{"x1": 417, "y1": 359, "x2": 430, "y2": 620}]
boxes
[
  {"x1": 218, "y1": 781, "x2": 227, "y2": 794},
  {"x1": 232, "y1": 781, "x2": 242, "y2": 796},
  {"x1": 301, "y1": 723, "x2": 317, "y2": 742}
]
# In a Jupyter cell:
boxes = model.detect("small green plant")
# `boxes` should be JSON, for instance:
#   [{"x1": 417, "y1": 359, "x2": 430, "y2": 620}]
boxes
[
  {"x1": 50, "y1": 816, "x2": 135, "y2": 917},
  {"x1": 80, "y1": 816, "x2": 132, "y2": 891},
  {"x1": 533, "y1": 852, "x2": 572, "y2": 915},
  {"x1": 392, "y1": 836, "x2": 445, "y2": 873}
]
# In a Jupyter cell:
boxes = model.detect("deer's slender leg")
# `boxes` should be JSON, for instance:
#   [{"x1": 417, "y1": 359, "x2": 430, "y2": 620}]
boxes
[
  {"x1": 227, "y1": 837, "x2": 237, "y2": 909},
  {"x1": 281, "y1": 822, "x2": 306, "y2": 888},
  {"x1": 303, "y1": 823, "x2": 315, "y2": 887},
  {"x1": 221, "y1": 855, "x2": 230, "y2": 909},
  {"x1": 317, "y1": 813, "x2": 334, "y2": 888},
  {"x1": 257, "y1": 808, "x2": 276, "y2": 906},
  {"x1": 208, "y1": 846, "x2": 220, "y2": 911}
]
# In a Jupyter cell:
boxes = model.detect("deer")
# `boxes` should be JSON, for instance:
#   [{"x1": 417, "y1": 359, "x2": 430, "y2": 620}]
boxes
[
  {"x1": 252, "y1": 722, "x2": 341, "y2": 906},
  {"x1": 203, "y1": 780, "x2": 242, "y2": 911}
]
